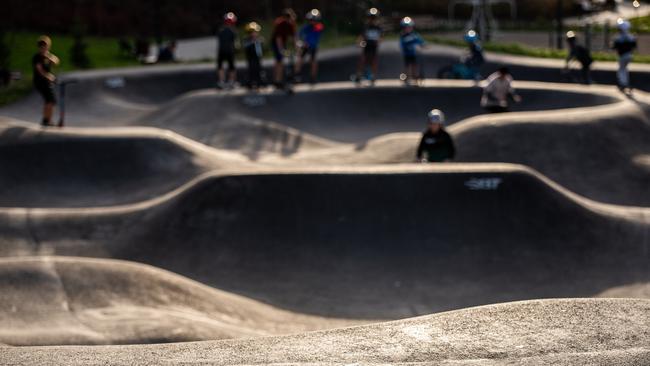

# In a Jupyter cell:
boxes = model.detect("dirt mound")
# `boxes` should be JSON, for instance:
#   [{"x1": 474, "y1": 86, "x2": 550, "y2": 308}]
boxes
[
  {"x1": 0, "y1": 256, "x2": 356, "y2": 346},
  {"x1": 3, "y1": 298, "x2": 649, "y2": 365}
]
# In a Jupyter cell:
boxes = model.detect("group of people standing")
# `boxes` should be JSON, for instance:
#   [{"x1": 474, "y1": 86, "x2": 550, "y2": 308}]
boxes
[{"x1": 216, "y1": 8, "x2": 325, "y2": 90}]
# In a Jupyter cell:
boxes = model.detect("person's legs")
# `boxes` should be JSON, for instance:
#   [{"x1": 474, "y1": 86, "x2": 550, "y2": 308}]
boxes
[
  {"x1": 370, "y1": 55, "x2": 379, "y2": 81},
  {"x1": 217, "y1": 54, "x2": 226, "y2": 84},
  {"x1": 248, "y1": 60, "x2": 261, "y2": 89},
  {"x1": 272, "y1": 43, "x2": 284, "y2": 85},
  {"x1": 355, "y1": 51, "x2": 367, "y2": 80},
  {"x1": 44, "y1": 102, "x2": 54, "y2": 122},
  {"x1": 617, "y1": 54, "x2": 632, "y2": 88},
  {"x1": 295, "y1": 47, "x2": 306, "y2": 75},
  {"x1": 485, "y1": 105, "x2": 508, "y2": 113},
  {"x1": 38, "y1": 84, "x2": 57, "y2": 126},
  {"x1": 227, "y1": 55, "x2": 236, "y2": 85},
  {"x1": 309, "y1": 48, "x2": 318, "y2": 82},
  {"x1": 582, "y1": 64, "x2": 592, "y2": 84}
]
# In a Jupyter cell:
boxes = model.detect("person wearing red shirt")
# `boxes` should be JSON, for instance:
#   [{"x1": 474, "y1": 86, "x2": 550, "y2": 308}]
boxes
[{"x1": 271, "y1": 8, "x2": 297, "y2": 88}]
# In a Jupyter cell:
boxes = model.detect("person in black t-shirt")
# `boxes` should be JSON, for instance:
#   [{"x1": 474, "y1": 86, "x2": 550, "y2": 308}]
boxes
[
  {"x1": 353, "y1": 8, "x2": 383, "y2": 85},
  {"x1": 417, "y1": 109, "x2": 455, "y2": 163},
  {"x1": 217, "y1": 12, "x2": 239, "y2": 89},
  {"x1": 564, "y1": 31, "x2": 593, "y2": 84},
  {"x1": 32, "y1": 35, "x2": 59, "y2": 127}
]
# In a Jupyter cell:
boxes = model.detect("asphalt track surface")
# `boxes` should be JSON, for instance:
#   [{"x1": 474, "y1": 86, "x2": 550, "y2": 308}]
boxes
[{"x1": 1, "y1": 44, "x2": 650, "y2": 363}]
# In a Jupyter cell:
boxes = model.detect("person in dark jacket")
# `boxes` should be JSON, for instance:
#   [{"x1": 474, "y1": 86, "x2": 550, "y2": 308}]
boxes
[
  {"x1": 417, "y1": 109, "x2": 455, "y2": 163},
  {"x1": 565, "y1": 31, "x2": 593, "y2": 84},
  {"x1": 353, "y1": 8, "x2": 383, "y2": 85},
  {"x1": 217, "y1": 12, "x2": 239, "y2": 89},
  {"x1": 243, "y1": 22, "x2": 264, "y2": 90},
  {"x1": 32, "y1": 35, "x2": 59, "y2": 127}
]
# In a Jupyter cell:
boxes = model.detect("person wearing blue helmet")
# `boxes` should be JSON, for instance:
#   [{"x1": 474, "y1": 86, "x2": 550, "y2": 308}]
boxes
[
  {"x1": 463, "y1": 30, "x2": 484, "y2": 80},
  {"x1": 399, "y1": 17, "x2": 425, "y2": 85},
  {"x1": 612, "y1": 19, "x2": 637, "y2": 93},
  {"x1": 295, "y1": 9, "x2": 325, "y2": 84}
]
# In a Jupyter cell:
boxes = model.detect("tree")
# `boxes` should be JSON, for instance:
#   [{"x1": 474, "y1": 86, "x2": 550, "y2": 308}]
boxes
[
  {"x1": 0, "y1": 30, "x2": 10, "y2": 86},
  {"x1": 70, "y1": 21, "x2": 90, "y2": 69}
]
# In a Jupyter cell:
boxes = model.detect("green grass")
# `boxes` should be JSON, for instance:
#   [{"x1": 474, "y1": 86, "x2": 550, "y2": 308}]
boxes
[
  {"x1": 425, "y1": 35, "x2": 650, "y2": 63},
  {"x1": 631, "y1": 15, "x2": 650, "y2": 34},
  {"x1": 0, "y1": 79, "x2": 32, "y2": 106}
]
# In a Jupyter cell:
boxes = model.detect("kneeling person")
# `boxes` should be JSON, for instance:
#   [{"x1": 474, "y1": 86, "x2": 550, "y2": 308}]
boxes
[
  {"x1": 417, "y1": 109, "x2": 455, "y2": 163},
  {"x1": 481, "y1": 67, "x2": 521, "y2": 113}
]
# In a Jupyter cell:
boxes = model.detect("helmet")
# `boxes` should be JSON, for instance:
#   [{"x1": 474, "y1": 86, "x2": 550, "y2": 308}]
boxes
[
  {"x1": 37, "y1": 35, "x2": 52, "y2": 47},
  {"x1": 224, "y1": 12, "x2": 237, "y2": 25},
  {"x1": 245, "y1": 22, "x2": 262, "y2": 34},
  {"x1": 306, "y1": 9, "x2": 322, "y2": 21},
  {"x1": 427, "y1": 109, "x2": 446, "y2": 124},
  {"x1": 617, "y1": 18, "x2": 631, "y2": 32},
  {"x1": 367, "y1": 7, "x2": 380, "y2": 18},
  {"x1": 400, "y1": 17, "x2": 414, "y2": 28},
  {"x1": 566, "y1": 30, "x2": 577, "y2": 40},
  {"x1": 464, "y1": 30, "x2": 478, "y2": 43}
]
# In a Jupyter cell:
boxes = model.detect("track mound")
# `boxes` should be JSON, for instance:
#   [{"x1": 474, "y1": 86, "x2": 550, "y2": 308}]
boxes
[
  {"x1": 3, "y1": 298, "x2": 649, "y2": 365},
  {"x1": 140, "y1": 82, "x2": 620, "y2": 145},
  {"x1": 0, "y1": 122, "x2": 247, "y2": 207},
  {"x1": 0, "y1": 256, "x2": 355, "y2": 346},
  {"x1": 2, "y1": 165, "x2": 647, "y2": 319}
]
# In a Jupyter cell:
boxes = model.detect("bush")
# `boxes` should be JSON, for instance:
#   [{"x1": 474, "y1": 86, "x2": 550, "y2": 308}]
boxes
[{"x1": 0, "y1": 30, "x2": 10, "y2": 86}]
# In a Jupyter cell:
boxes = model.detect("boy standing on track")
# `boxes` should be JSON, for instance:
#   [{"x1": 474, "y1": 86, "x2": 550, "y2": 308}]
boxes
[
  {"x1": 217, "y1": 12, "x2": 238, "y2": 89},
  {"x1": 612, "y1": 19, "x2": 637, "y2": 93},
  {"x1": 32, "y1": 35, "x2": 59, "y2": 127},
  {"x1": 243, "y1": 22, "x2": 264, "y2": 90},
  {"x1": 271, "y1": 9, "x2": 297, "y2": 88},
  {"x1": 295, "y1": 9, "x2": 324, "y2": 84},
  {"x1": 354, "y1": 8, "x2": 383, "y2": 85},
  {"x1": 417, "y1": 109, "x2": 455, "y2": 163},
  {"x1": 399, "y1": 17, "x2": 425, "y2": 86}
]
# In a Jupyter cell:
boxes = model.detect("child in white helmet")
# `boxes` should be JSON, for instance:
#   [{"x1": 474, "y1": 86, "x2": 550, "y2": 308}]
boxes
[
  {"x1": 612, "y1": 19, "x2": 637, "y2": 93},
  {"x1": 417, "y1": 109, "x2": 455, "y2": 163}
]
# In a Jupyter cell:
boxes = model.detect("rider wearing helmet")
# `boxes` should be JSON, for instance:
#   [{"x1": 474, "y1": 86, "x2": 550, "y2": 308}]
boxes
[
  {"x1": 217, "y1": 12, "x2": 239, "y2": 89},
  {"x1": 463, "y1": 30, "x2": 484, "y2": 80},
  {"x1": 612, "y1": 18, "x2": 637, "y2": 92},
  {"x1": 564, "y1": 31, "x2": 593, "y2": 84},
  {"x1": 399, "y1": 16, "x2": 425, "y2": 85},
  {"x1": 296, "y1": 9, "x2": 325, "y2": 83},
  {"x1": 243, "y1": 22, "x2": 264, "y2": 89},
  {"x1": 271, "y1": 8, "x2": 297, "y2": 88},
  {"x1": 354, "y1": 8, "x2": 383, "y2": 84},
  {"x1": 417, "y1": 109, "x2": 456, "y2": 163}
]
